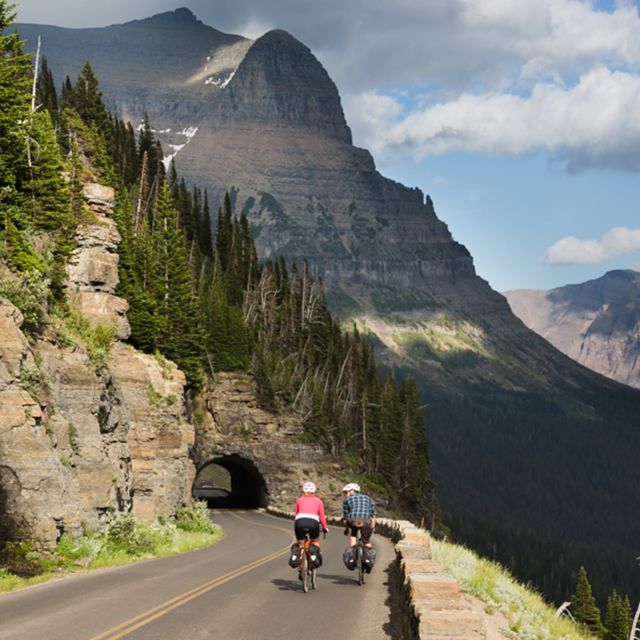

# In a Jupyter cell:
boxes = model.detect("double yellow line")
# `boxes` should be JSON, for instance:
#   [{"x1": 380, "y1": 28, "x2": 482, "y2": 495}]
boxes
[{"x1": 91, "y1": 513, "x2": 292, "y2": 639}]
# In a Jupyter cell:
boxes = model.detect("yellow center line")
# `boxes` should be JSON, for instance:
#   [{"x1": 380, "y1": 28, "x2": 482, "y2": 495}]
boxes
[{"x1": 90, "y1": 510, "x2": 293, "y2": 640}]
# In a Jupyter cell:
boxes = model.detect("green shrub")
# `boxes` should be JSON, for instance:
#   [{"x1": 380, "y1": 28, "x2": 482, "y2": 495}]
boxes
[
  {"x1": 57, "y1": 306, "x2": 116, "y2": 369},
  {"x1": 106, "y1": 512, "x2": 136, "y2": 547},
  {"x1": 175, "y1": 501, "x2": 216, "y2": 534},
  {"x1": 0, "y1": 540, "x2": 43, "y2": 578},
  {"x1": 0, "y1": 273, "x2": 50, "y2": 334}
]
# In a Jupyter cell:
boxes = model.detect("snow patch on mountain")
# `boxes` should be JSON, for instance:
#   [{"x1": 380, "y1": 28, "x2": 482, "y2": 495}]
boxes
[{"x1": 162, "y1": 126, "x2": 199, "y2": 170}]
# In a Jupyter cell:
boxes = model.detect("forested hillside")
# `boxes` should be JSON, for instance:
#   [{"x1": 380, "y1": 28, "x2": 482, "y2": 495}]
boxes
[{"x1": 0, "y1": 1, "x2": 438, "y2": 530}]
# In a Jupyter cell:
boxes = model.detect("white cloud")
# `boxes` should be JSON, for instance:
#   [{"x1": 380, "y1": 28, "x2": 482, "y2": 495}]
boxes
[
  {"x1": 347, "y1": 66, "x2": 640, "y2": 171},
  {"x1": 544, "y1": 227, "x2": 640, "y2": 264}
]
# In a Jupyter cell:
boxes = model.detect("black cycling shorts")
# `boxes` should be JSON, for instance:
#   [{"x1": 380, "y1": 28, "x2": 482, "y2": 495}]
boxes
[
  {"x1": 294, "y1": 518, "x2": 320, "y2": 541},
  {"x1": 346, "y1": 518, "x2": 373, "y2": 543}
]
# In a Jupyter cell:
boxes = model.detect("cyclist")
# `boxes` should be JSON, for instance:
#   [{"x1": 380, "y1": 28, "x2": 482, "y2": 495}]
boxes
[
  {"x1": 293, "y1": 481, "x2": 329, "y2": 572},
  {"x1": 342, "y1": 482, "x2": 376, "y2": 549}
]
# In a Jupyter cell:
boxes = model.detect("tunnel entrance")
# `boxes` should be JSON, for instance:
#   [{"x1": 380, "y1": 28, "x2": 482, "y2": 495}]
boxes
[{"x1": 192, "y1": 454, "x2": 268, "y2": 508}]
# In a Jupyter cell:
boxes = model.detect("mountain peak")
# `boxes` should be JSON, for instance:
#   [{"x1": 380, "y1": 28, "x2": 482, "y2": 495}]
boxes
[{"x1": 132, "y1": 7, "x2": 201, "y2": 28}]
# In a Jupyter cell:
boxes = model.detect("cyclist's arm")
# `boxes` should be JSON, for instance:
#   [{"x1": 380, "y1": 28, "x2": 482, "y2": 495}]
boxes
[{"x1": 318, "y1": 500, "x2": 328, "y2": 531}]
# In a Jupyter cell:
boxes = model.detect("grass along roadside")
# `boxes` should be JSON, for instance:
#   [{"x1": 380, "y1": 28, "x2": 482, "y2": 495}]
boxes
[
  {"x1": 0, "y1": 502, "x2": 223, "y2": 594},
  {"x1": 431, "y1": 539, "x2": 591, "y2": 640}
]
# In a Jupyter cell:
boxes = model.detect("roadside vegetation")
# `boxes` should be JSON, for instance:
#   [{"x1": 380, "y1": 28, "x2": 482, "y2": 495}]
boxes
[
  {"x1": 431, "y1": 539, "x2": 597, "y2": 640},
  {"x1": 0, "y1": 502, "x2": 222, "y2": 594}
]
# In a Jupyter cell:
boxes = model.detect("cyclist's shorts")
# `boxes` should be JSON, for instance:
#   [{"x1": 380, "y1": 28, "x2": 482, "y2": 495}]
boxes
[
  {"x1": 294, "y1": 517, "x2": 320, "y2": 541},
  {"x1": 347, "y1": 518, "x2": 373, "y2": 543}
]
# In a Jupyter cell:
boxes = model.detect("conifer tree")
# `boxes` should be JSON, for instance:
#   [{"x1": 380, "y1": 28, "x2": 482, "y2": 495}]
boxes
[
  {"x1": 604, "y1": 590, "x2": 629, "y2": 640},
  {"x1": 199, "y1": 189, "x2": 213, "y2": 257},
  {"x1": 72, "y1": 62, "x2": 110, "y2": 133},
  {"x1": 153, "y1": 180, "x2": 204, "y2": 388},
  {"x1": 216, "y1": 192, "x2": 233, "y2": 272},
  {"x1": 0, "y1": 1, "x2": 32, "y2": 201},
  {"x1": 36, "y1": 56, "x2": 58, "y2": 125},
  {"x1": 572, "y1": 566, "x2": 605, "y2": 636}
]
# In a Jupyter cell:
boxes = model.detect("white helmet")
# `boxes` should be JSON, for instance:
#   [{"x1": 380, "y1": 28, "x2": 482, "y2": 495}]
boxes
[
  {"x1": 342, "y1": 482, "x2": 360, "y2": 493},
  {"x1": 302, "y1": 481, "x2": 317, "y2": 494}
]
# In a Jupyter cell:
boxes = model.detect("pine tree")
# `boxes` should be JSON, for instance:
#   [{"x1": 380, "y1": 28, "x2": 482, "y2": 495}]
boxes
[
  {"x1": 604, "y1": 591, "x2": 628, "y2": 640},
  {"x1": 216, "y1": 192, "x2": 233, "y2": 272},
  {"x1": 199, "y1": 189, "x2": 213, "y2": 257},
  {"x1": 36, "y1": 56, "x2": 58, "y2": 125},
  {"x1": 152, "y1": 180, "x2": 204, "y2": 388},
  {"x1": 0, "y1": 1, "x2": 33, "y2": 200},
  {"x1": 72, "y1": 62, "x2": 110, "y2": 133},
  {"x1": 572, "y1": 566, "x2": 605, "y2": 637}
]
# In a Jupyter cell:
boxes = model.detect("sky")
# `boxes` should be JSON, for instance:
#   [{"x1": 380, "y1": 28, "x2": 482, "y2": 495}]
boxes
[{"x1": 13, "y1": 0, "x2": 640, "y2": 292}]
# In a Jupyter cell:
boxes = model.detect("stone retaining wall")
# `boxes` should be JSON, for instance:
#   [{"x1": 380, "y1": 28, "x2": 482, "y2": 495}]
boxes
[
  {"x1": 375, "y1": 518, "x2": 489, "y2": 640},
  {"x1": 268, "y1": 508, "x2": 490, "y2": 639}
]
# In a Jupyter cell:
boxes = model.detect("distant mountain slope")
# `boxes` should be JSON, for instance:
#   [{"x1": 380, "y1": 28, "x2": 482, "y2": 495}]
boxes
[
  {"x1": 505, "y1": 270, "x2": 640, "y2": 389},
  {"x1": 15, "y1": 9, "x2": 640, "y2": 604}
]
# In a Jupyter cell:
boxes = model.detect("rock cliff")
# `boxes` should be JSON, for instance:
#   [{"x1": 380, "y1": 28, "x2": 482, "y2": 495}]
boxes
[{"x1": 0, "y1": 184, "x2": 195, "y2": 547}]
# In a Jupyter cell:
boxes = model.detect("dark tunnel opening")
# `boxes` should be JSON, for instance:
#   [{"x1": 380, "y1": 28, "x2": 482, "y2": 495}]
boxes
[{"x1": 192, "y1": 455, "x2": 268, "y2": 508}]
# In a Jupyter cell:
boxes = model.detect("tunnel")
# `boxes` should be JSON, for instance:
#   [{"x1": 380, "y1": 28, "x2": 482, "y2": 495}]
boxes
[{"x1": 192, "y1": 454, "x2": 268, "y2": 508}]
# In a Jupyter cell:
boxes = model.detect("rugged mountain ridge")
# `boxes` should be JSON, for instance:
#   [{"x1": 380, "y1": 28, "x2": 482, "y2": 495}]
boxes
[
  {"x1": 14, "y1": 9, "x2": 640, "y2": 602},
  {"x1": 504, "y1": 269, "x2": 640, "y2": 389}
]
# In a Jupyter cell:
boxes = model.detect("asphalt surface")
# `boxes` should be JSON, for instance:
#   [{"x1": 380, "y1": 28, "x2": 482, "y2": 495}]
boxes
[{"x1": 0, "y1": 510, "x2": 398, "y2": 639}]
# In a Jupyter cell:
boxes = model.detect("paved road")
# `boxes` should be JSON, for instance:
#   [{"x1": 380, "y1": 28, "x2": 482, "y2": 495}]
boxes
[{"x1": 0, "y1": 510, "x2": 398, "y2": 639}]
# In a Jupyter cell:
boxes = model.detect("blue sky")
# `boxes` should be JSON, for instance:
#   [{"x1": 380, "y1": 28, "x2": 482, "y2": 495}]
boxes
[{"x1": 14, "y1": 0, "x2": 640, "y2": 292}]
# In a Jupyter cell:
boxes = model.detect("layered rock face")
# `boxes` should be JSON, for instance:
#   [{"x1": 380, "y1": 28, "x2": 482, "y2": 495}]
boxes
[
  {"x1": 504, "y1": 270, "x2": 640, "y2": 389},
  {"x1": 193, "y1": 373, "x2": 343, "y2": 514},
  {"x1": 0, "y1": 185, "x2": 195, "y2": 547}
]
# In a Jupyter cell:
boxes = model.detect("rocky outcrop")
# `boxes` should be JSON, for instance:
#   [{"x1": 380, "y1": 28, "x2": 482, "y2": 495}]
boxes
[
  {"x1": 504, "y1": 270, "x2": 640, "y2": 389},
  {"x1": 109, "y1": 344, "x2": 195, "y2": 522},
  {"x1": 66, "y1": 183, "x2": 130, "y2": 340},
  {"x1": 0, "y1": 300, "x2": 82, "y2": 546},
  {"x1": 192, "y1": 372, "x2": 332, "y2": 510},
  {"x1": 0, "y1": 184, "x2": 195, "y2": 548}
]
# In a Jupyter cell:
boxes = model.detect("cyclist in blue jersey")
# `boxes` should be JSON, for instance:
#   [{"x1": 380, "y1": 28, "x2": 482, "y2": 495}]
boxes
[{"x1": 341, "y1": 482, "x2": 376, "y2": 549}]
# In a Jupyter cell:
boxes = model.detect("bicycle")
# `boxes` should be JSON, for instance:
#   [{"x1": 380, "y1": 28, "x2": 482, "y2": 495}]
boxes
[{"x1": 298, "y1": 530, "x2": 325, "y2": 593}]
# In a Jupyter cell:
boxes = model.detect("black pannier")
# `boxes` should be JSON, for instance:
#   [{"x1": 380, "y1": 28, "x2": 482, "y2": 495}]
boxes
[
  {"x1": 288, "y1": 543, "x2": 301, "y2": 568},
  {"x1": 363, "y1": 546, "x2": 376, "y2": 572},
  {"x1": 309, "y1": 543, "x2": 322, "y2": 568},
  {"x1": 342, "y1": 546, "x2": 357, "y2": 570}
]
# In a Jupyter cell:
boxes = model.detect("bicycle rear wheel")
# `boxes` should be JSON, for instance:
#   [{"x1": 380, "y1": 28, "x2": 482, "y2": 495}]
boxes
[
  {"x1": 357, "y1": 544, "x2": 365, "y2": 585},
  {"x1": 301, "y1": 552, "x2": 310, "y2": 593}
]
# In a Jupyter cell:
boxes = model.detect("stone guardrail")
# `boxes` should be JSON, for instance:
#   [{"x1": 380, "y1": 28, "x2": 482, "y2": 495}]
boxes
[{"x1": 266, "y1": 508, "x2": 488, "y2": 639}]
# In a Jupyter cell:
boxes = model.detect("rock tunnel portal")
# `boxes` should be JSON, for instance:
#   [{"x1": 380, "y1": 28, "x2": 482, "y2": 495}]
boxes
[{"x1": 192, "y1": 455, "x2": 268, "y2": 508}]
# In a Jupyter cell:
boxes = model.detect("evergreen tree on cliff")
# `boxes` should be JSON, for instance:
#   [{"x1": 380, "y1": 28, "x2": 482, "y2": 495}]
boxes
[
  {"x1": 604, "y1": 590, "x2": 631, "y2": 640},
  {"x1": 572, "y1": 566, "x2": 605, "y2": 636},
  {"x1": 152, "y1": 180, "x2": 205, "y2": 388},
  {"x1": 0, "y1": 1, "x2": 33, "y2": 206}
]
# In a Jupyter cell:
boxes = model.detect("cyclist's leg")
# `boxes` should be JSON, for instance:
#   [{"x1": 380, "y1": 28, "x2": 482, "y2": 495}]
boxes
[
  {"x1": 346, "y1": 520, "x2": 358, "y2": 547},
  {"x1": 361, "y1": 520, "x2": 374, "y2": 547},
  {"x1": 308, "y1": 521, "x2": 321, "y2": 545}
]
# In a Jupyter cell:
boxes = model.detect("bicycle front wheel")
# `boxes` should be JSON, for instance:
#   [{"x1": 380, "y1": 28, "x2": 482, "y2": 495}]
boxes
[{"x1": 311, "y1": 566, "x2": 317, "y2": 590}]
